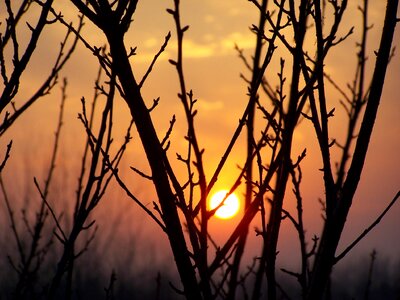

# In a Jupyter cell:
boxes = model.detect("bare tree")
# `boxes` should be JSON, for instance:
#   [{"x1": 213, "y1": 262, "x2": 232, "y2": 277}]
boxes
[
  {"x1": 43, "y1": 63, "x2": 134, "y2": 299},
  {"x1": 65, "y1": 0, "x2": 399, "y2": 299},
  {"x1": 1, "y1": 0, "x2": 399, "y2": 299},
  {"x1": 0, "y1": 2, "x2": 80, "y2": 299},
  {"x1": 0, "y1": 0, "x2": 81, "y2": 136},
  {"x1": 0, "y1": 78, "x2": 67, "y2": 300}
]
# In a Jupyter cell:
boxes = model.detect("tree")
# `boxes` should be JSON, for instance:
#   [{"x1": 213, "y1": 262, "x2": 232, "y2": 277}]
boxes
[
  {"x1": 0, "y1": 0, "x2": 80, "y2": 136},
  {"x1": 1, "y1": 0, "x2": 399, "y2": 299},
  {"x1": 0, "y1": 1, "x2": 80, "y2": 298}
]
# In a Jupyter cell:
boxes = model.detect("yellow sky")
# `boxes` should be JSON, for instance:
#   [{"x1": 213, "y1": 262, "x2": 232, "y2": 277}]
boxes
[{"x1": 1, "y1": 0, "x2": 399, "y2": 268}]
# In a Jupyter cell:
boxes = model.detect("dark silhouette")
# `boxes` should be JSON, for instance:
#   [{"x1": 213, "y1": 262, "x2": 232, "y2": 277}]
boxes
[{"x1": 1, "y1": 0, "x2": 399, "y2": 299}]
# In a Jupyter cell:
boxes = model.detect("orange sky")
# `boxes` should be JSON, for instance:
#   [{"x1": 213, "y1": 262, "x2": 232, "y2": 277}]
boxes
[{"x1": 1, "y1": 0, "x2": 399, "y2": 272}]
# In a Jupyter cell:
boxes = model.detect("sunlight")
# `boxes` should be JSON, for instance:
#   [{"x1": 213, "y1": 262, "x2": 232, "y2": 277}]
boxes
[{"x1": 209, "y1": 190, "x2": 240, "y2": 219}]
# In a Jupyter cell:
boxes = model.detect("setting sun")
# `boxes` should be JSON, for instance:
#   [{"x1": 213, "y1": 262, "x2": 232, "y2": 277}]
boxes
[{"x1": 209, "y1": 190, "x2": 240, "y2": 219}]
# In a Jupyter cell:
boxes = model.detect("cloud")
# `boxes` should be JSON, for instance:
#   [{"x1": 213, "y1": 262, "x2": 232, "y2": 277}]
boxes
[
  {"x1": 220, "y1": 32, "x2": 255, "y2": 50},
  {"x1": 143, "y1": 38, "x2": 159, "y2": 48},
  {"x1": 204, "y1": 15, "x2": 216, "y2": 23},
  {"x1": 180, "y1": 40, "x2": 216, "y2": 58},
  {"x1": 162, "y1": 32, "x2": 255, "y2": 60},
  {"x1": 196, "y1": 99, "x2": 224, "y2": 111}
]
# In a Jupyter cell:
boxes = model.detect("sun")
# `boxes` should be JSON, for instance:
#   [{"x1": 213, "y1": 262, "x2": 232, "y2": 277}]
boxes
[{"x1": 209, "y1": 190, "x2": 240, "y2": 219}]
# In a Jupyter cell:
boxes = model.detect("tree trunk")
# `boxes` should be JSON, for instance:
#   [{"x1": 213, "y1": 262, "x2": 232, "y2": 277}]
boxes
[{"x1": 104, "y1": 29, "x2": 202, "y2": 300}]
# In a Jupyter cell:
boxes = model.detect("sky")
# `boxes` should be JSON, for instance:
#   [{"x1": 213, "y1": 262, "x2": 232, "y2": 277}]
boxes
[{"x1": 1, "y1": 0, "x2": 399, "y2": 281}]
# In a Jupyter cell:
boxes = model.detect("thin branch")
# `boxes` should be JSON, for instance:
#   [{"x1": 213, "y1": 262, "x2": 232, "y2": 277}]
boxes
[
  {"x1": 0, "y1": 141, "x2": 12, "y2": 172},
  {"x1": 109, "y1": 167, "x2": 167, "y2": 232},
  {"x1": 335, "y1": 190, "x2": 400, "y2": 263},
  {"x1": 139, "y1": 32, "x2": 171, "y2": 88},
  {"x1": 33, "y1": 177, "x2": 67, "y2": 243}
]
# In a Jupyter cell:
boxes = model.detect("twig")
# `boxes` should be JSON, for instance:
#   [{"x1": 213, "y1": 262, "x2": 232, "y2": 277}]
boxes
[
  {"x1": 0, "y1": 140, "x2": 12, "y2": 172},
  {"x1": 364, "y1": 249, "x2": 376, "y2": 300},
  {"x1": 111, "y1": 167, "x2": 167, "y2": 232},
  {"x1": 139, "y1": 32, "x2": 171, "y2": 88},
  {"x1": 105, "y1": 270, "x2": 117, "y2": 300},
  {"x1": 33, "y1": 177, "x2": 67, "y2": 243}
]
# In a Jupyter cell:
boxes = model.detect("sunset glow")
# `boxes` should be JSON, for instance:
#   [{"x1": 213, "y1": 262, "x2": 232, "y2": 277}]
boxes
[
  {"x1": 1, "y1": 1, "x2": 399, "y2": 298},
  {"x1": 209, "y1": 190, "x2": 240, "y2": 219}
]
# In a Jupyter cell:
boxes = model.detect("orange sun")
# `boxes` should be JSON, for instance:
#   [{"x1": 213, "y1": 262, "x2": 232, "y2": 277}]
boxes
[{"x1": 209, "y1": 190, "x2": 240, "y2": 219}]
